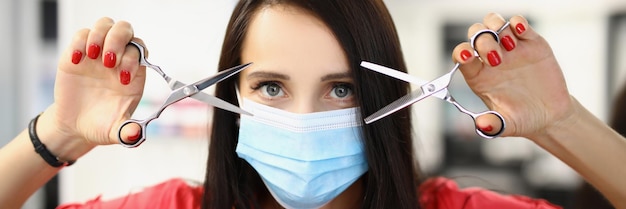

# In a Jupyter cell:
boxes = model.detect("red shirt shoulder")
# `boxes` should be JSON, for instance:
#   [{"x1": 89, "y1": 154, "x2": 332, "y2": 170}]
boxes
[
  {"x1": 419, "y1": 177, "x2": 562, "y2": 209},
  {"x1": 57, "y1": 178, "x2": 204, "y2": 209},
  {"x1": 57, "y1": 176, "x2": 562, "y2": 209}
]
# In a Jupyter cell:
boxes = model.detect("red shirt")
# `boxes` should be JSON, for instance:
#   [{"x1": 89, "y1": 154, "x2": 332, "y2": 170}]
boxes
[
  {"x1": 57, "y1": 177, "x2": 561, "y2": 209},
  {"x1": 419, "y1": 177, "x2": 561, "y2": 209}
]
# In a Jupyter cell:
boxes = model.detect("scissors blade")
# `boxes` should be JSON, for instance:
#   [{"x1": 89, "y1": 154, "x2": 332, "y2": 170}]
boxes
[
  {"x1": 193, "y1": 63, "x2": 252, "y2": 91},
  {"x1": 162, "y1": 63, "x2": 253, "y2": 116},
  {"x1": 188, "y1": 63, "x2": 252, "y2": 115},
  {"x1": 189, "y1": 91, "x2": 252, "y2": 116},
  {"x1": 364, "y1": 87, "x2": 428, "y2": 124},
  {"x1": 361, "y1": 61, "x2": 456, "y2": 123},
  {"x1": 360, "y1": 61, "x2": 428, "y2": 84},
  {"x1": 360, "y1": 61, "x2": 447, "y2": 100},
  {"x1": 168, "y1": 78, "x2": 251, "y2": 116}
]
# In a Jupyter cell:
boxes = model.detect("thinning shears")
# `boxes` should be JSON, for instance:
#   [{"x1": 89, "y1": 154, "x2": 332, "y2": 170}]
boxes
[
  {"x1": 118, "y1": 41, "x2": 252, "y2": 148},
  {"x1": 360, "y1": 22, "x2": 510, "y2": 138}
]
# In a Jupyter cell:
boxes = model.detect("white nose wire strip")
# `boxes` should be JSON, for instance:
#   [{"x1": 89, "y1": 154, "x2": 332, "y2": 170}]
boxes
[{"x1": 240, "y1": 98, "x2": 362, "y2": 133}]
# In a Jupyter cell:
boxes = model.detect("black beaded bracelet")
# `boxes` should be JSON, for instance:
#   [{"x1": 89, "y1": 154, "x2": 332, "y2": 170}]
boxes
[{"x1": 29, "y1": 114, "x2": 75, "y2": 167}]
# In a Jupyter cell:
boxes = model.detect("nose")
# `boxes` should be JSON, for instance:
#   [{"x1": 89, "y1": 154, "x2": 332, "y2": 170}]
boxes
[{"x1": 286, "y1": 97, "x2": 325, "y2": 114}]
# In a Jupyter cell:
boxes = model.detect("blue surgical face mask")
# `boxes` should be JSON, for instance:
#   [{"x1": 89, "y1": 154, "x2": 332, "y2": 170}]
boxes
[{"x1": 236, "y1": 98, "x2": 368, "y2": 209}]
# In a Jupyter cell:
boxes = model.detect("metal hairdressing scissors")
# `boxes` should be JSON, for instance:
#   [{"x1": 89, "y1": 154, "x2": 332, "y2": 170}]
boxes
[
  {"x1": 360, "y1": 22, "x2": 510, "y2": 138},
  {"x1": 118, "y1": 41, "x2": 252, "y2": 148}
]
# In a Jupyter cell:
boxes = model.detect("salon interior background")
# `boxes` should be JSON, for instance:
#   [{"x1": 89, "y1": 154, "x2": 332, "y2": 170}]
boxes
[{"x1": 1, "y1": 0, "x2": 625, "y2": 208}]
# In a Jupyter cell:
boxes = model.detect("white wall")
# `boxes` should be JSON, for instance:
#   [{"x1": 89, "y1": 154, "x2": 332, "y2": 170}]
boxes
[
  {"x1": 56, "y1": 0, "x2": 626, "y2": 204},
  {"x1": 0, "y1": 0, "x2": 17, "y2": 147},
  {"x1": 3, "y1": 0, "x2": 54, "y2": 208}
]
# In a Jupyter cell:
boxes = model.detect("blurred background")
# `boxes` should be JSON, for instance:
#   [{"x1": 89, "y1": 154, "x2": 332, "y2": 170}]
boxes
[{"x1": 1, "y1": 0, "x2": 625, "y2": 208}]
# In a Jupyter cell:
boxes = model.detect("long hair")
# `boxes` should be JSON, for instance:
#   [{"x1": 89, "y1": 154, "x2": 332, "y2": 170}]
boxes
[{"x1": 204, "y1": 1, "x2": 423, "y2": 208}]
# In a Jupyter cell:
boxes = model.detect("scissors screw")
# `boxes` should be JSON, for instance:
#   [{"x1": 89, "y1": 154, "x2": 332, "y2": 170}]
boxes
[
  {"x1": 183, "y1": 86, "x2": 197, "y2": 96},
  {"x1": 427, "y1": 84, "x2": 435, "y2": 92}
]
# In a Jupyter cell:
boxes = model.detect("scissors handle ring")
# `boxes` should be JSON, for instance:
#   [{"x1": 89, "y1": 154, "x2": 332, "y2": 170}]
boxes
[
  {"x1": 118, "y1": 119, "x2": 149, "y2": 148},
  {"x1": 472, "y1": 110, "x2": 506, "y2": 139},
  {"x1": 469, "y1": 21, "x2": 511, "y2": 56},
  {"x1": 445, "y1": 95, "x2": 505, "y2": 138},
  {"x1": 469, "y1": 29, "x2": 500, "y2": 54}
]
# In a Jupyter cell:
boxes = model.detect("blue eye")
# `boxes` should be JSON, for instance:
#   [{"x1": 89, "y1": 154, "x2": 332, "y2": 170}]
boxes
[
  {"x1": 330, "y1": 84, "x2": 353, "y2": 99},
  {"x1": 260, "y1": 82, "x2": 284, "y2": 97}
]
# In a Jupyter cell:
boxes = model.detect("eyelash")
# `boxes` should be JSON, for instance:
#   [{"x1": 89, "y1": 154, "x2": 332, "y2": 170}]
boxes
[
  {"x1": 250, "y1": 81, "x2": 285, "y2": 99},
  {"x1": 249, "y1": 81, "x2": 355, "y2": 101},
  {"x1": 250, "y1": 81, "x2": 280, "y2": 91},
  {"x1": 328, "y1": 83, "x2": 354, "y2": 99}
]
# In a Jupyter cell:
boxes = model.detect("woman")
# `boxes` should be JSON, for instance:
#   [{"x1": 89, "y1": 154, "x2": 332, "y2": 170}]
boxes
[{"x1": 0, "y1": 0, "x2": 624, "y2": 209}]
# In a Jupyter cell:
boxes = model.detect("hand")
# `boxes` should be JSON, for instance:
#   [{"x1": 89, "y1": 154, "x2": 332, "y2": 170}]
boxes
[
  {"x1": 453, "y1": 13, "x2": 573, "y2": 139},
  {"x1": 45, "y1": 17, "x2": 146, "y2": 149}
]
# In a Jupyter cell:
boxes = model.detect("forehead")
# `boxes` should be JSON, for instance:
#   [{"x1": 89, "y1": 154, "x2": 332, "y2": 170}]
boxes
[{"x1": 240, "y1": 5, "x2": 349, "y2": 76}]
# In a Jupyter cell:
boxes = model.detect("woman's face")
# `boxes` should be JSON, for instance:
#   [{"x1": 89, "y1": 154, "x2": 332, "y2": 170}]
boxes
[{"x1": 239, "y1": 5, "x2": 355, "y2": 113}]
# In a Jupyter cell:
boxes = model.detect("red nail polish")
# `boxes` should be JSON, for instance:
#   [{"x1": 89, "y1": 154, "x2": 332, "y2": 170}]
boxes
[
  {"x1": 501, "y1": 35, "x2": 516, "y2": 51},
  {"x1": 515, "y1": 23, "x2": 526, "y2": 34},
  {"x1": 71, "y1": 50, "x2": 82, "y2": 64},
  {"x1": 479, "y1": 125, "x2": 493, "y2": 132},
  {"x1": 460, "y1": 50, "x2": 472, "y2": 61},
  {"x1": 127, "y1": 131, "x2": 140, "y2": 141},
  {"x1": 104, "y1": 52, "x2": 116, "y2": 68},
  {"x1": 120, "y1": 70, "x2": 131, "y2": 85},
  {"x1": 87, "y1": 44, "x2": 101, "y2": 59},
  {"x1": 487, "y1": 50, "x2": 501, "y2": 66}
]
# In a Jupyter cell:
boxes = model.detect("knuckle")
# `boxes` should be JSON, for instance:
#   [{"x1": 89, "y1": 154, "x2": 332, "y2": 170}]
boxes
[
  {"x1": 72, "y1": 28, "x2": 90, "y2": 40},
  {"x1": 97, "y1": 17, "x2": 115, "y2": 25},
  {"x1": 467, "y1": 23, "x2": 485, "y2": 37}
]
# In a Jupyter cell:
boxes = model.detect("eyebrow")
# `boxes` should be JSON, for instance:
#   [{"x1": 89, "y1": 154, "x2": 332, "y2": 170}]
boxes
[
  {"x1": 246, "y1": 70, "x2": 351, "y2": 81},
  {"x1": 246, "y1": 71, "x2": 290, "y2": 80},
  {"x1": 321, "y1": 72, "x2": 351, "y2": 82}
]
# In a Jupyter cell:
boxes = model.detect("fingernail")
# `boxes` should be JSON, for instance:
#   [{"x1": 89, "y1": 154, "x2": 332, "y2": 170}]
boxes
[
  {"x1": 515, "y1": 23, "x2": 526, "y2": 34},
  {"x1": 120, "y1": 70, "x2": 131, "y2": 85},
  {"x1": 501, "y1": 35, "x2": 516, "y2": 51},
  {"x1": 87, "y1": 44, "x2": 101, "y2": 59},
  {"x1": 71, "y1": 50, "x2": 82, "y2": 64},
  {"x1": 127, "y1": 130, "x2": 140, "y2": 141},
  {"x1": 479, "y1": 125, "x2": 493, "y2": 132},
  {"x1": 460, "y1": 50, "x2": 472, "y2": 61},
  {"x1": 487, "y1": 50, "x2": 501, "y2": 66},
  {"x1": 104, "y1": 51, "x2": 116, "y2": 68}
]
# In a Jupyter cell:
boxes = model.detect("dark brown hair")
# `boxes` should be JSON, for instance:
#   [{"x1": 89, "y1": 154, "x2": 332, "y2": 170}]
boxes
[{"x1": 204, "y1": 1, "x2": 423, "y2": 208}]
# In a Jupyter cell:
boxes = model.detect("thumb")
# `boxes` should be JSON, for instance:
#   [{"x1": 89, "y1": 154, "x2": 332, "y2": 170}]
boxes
[
  {"x1": 116, "y1": 122, "x2": 142, "y2": 146},
  {"x1": 475, "y1": 112, "x2": 506, "y2": 138}
]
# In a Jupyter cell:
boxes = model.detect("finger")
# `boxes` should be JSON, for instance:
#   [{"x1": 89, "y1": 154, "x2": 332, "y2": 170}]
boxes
[
  {"x1": 467, "y1": 23, "x2": 503, "y2": 68},
  {"x1": 62, "y1": 28, "x2": 90, "y2": 69},
  {"x1": 117, "y1": 38, "x2": 146, "y2": 86},
  {"x1": 483, "y1": 13, "x2": 517, "y2": 52},
  {"x1": 85, "y1": 17, "x2": 115, "y2": 60},
  {"x1": 509, "y1": 15, "x2": 539, "y2": 41},
  {"x1": 119, "y1": 122, "x2": 142, "y2": 144},
  {"x1": 102, "y1": 20, "x2": 135, "y2": 69},
  {"x1": 453, "y1": 42, "x2": 483, "y2": 79},
  {"x1": 117, "y1": 44, "x2": 140, "y2": 85},
  {"x1": 475, "y1": 112, "x2": 506, "y2": 137}
]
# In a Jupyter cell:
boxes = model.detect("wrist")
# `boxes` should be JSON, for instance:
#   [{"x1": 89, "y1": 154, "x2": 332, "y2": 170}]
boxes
[
  {"x1": 35, "y1": 107, "x2": 95, "y2": 163},
  {"x1": 529, "y1": 96, "x2": 581, "y2": 142}
]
